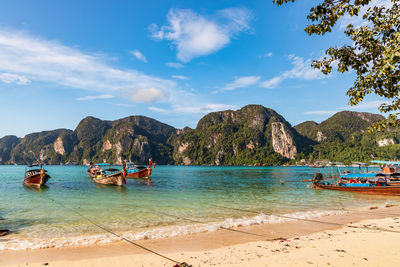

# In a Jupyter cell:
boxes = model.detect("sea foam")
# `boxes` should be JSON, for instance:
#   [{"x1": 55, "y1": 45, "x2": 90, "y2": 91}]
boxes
[{"x1": 0, "y1": 209, "x2": 346, "y2": 251}]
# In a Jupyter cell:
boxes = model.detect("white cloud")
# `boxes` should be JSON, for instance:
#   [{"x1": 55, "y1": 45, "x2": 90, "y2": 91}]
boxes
[
  {"x1": 76, "y1": 94, "x2": 114, "y2": 101},
  {"x1": 343, "y1": 100, "x2": 392, "y2": 110},
  {"x1": 176, "y1": 103, "x2": 237, "y2": 114},
  {"x1": 261, "y1": 55, "x2": 325, "y2": 88},
  {"x1": 260, "y1": 76, "x2": 282, "y2": 89},
  {"x1": 223, "y1": 75, "x2": 260, "y2": 91},
  {"x1": 166, "y1": 62, "x2": 184, "y2": 69},
  {"x1": 151, "y1": 8, "x2": 252, "y2": 62},
  {"x1": 305, "y1": 100, "x2": 392, "y2": 116},
  {"x1": 108, "y1": 102, "x2": 136, "y2": 107},
  {"x1": 0, "y1": 72, "x2": 30, "y2": 85},
  {"x1": 149, "y1": 103, "x2": 236, "y2": 114},
  {"x1": 172, "y1": 75, "x2": 189, "y2": 80},
  {"x1": 131, "y1": 87, "x2": 168, "y2": 103},
  {"x1": 130, "y1": 49, "x2": 147, "y2": 63},
  {"x1": 0, "y1": 29, "x2": 175, "y2": 103},
  {"x1": 339, "y1": 0, "x2": 393, "y2": 29},
  {"x1": 264, "y1": 52, "x2": 273, "y2": 57},
  {"x1": 304, "y1": 110, "x2": 338, "y2": 115},
  {"x1": 148, "y1": 106, "x2": 169, "y2": 113}
]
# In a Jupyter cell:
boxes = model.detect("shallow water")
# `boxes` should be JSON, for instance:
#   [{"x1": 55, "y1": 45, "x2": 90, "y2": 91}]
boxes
[{"x1": 0, "y1": 165, "x2": 399, "y2": 250}]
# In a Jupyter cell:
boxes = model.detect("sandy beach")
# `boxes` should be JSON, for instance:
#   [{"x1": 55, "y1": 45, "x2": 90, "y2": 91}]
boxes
[{"x1": 1, "y1": 204, "x2": 400, "y2": 266}]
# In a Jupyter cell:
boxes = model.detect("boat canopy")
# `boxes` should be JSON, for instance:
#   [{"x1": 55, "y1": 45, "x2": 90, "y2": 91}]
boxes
[
  {"x1": 27, "y1": 169, "x2": 47, "y2": 172},
  {"x1": 370, "y1": 160, "x2": 400, "y2": 165},
  {"x1": 352, "y1": 161, "x2": 369, "y2": 166},
  {"x1": 328, "y1": 162, "x2": 343, "y2": 165},
  {"x1": 339, "y1": 173, "x2": 376, "y2": 179},
  {"x1": 136, "y1": 166, "x2": 147, "y2": 170},
  {"x1": 104, "y1": 168, "x2": 120, "y2": 172}
]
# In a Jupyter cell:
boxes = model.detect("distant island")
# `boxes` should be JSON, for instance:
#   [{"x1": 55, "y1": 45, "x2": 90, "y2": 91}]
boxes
[{"x1": 0, "y1": 105, "x2": 398, "y2": 165}]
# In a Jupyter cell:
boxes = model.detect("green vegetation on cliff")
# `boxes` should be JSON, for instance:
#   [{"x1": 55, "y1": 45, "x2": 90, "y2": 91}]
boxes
[
  {"x1": 295, "y1": 111, "x2": 399, "y2": 164},
  {"x1": 85, "y1": 115, "x2": 176, "y2": 165},
  {"x1": 9, "y1": 129, "x2": 77, "y2": 165},
  {"x1": 0, "y1": 106, "x2": 398, "y2": 165},
  {"x1": 170, "y1": 105, "x2": 309, "y2": 165},
  {"x1": 0, "y1": 135, "x2": 20, "y2": 164}
]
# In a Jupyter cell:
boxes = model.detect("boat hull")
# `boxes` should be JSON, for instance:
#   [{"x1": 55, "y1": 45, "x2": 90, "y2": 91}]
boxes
[
  {"x1": 92, "y1": 172, "x2": 124, "y2": 186},
  {"x1": 87, "y1": 171, "x2": 97, "y2": 178},
  {"x1": 126, "y1": 168, "x2": 151, "y2": 179},
  {"x1": 23, "y1": 173, "x2": 50, "y2": 187},
  {"x1": 313, "y1": 183, "x2": 400, "y2": 196}
]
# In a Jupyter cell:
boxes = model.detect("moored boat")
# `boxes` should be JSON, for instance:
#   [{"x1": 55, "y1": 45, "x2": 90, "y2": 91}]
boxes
[
  {"x1": 313, "y1": 180, "x2": 400, "y2": 196},
  {"x1": 312, "y1": 171, "x2": 400, "y2": 196},
  {"x1": 125, "y1": 158, "x2": 155, "y2": 179},
  {"x1": 87, "y1": 163, "x2": 110, "y2": 178},
  {"x1": 92, "y1": 167, "x2": 126, "y2": 186},
  {"x1": 339, "y1": 161, "x2": 400, "y2": 185},
  {"x1": 23, "y1": 165, "x2": 50, "y2": 187}
]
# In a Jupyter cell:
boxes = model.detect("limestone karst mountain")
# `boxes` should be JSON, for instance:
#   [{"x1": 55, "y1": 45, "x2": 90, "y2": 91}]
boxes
[
  {"x1": 0, "y1": 106, "x2": 398, "y2": 165},
  {"x1": 170, "y1": 105, "x2": 312, "y2": 165}
]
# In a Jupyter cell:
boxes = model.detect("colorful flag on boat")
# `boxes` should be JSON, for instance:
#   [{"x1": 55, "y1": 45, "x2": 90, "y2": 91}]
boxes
[{"x1": 40, "y1": 165, "x2": 45, "y2": 185}]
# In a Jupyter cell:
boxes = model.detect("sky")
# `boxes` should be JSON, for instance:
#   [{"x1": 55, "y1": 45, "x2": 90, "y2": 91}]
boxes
[{"x1": 0, "y1": 0, "x2": 392, "y2": 137}]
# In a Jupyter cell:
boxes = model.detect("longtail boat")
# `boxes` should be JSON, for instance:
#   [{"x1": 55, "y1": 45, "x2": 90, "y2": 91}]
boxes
[
  {"x1": 312, "y1": 171, "x2": 400, "y2": 196},
  {"x1": 87, "y1": 163, "x2": 110, "y2": 178},
  {"x1": 371, "y1": 160, "x2": 400, "y2": 184},
  {"x1": 313, "y1": 180, "x2": 400, "y2": 196},
  {"x1": 92, "y1": 168, "x2": 126, "y2": 186},
  {"x1": 23, "y1": 165, "x2": 50, "y2": 187},
  {"x1": 338, "y1": 161, "x2": 400, "y2": 185},
  {"x1": 125, "y1": 158, "x2": 155, "y2": 179}
]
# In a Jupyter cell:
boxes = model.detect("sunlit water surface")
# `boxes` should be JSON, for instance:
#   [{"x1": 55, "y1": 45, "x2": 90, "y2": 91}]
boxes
[{"x1": 1, "y1": 165, "x2": 399, "y2": 249}]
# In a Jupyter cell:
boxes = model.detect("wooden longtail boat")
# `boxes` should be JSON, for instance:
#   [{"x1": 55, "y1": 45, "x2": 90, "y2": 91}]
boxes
[
  {"x1": 312, "y1": 169, "x2": 400, "y2": 196},
  {"x1": 371, "y1": 160, "x2": 400, "y2": 184},
  {"x1": 125, "y1": 159, "x2": 154, "y2": 179},
  {"x1": 92, "y1": 168, "x2": 126, "y2": 186},
  {"x1": 87, "y1": 163, "x2": 110, "y2": 178},
  {"x1": 313, "y1": 180, "x2": 400, "y2": 196},
  {"x1": 126, "y1": 165, "x2": 151, "y2": 179},
  {"x1": 338, "y1": 160, "x2": 400, "y2": 185},
  {"x1": 23, "y1": 166, "x2": 50, "y2": 187}
]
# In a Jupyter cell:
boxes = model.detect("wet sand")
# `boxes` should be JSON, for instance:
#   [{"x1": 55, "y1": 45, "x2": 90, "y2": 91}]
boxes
[{"x1": 1, "y1": 205, "x2": 400, "y2": 266}]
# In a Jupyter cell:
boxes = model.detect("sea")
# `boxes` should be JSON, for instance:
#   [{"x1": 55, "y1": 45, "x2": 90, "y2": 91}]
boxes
[{"x1": 1, "y1": 165, "x2": 399, "y2": 250}]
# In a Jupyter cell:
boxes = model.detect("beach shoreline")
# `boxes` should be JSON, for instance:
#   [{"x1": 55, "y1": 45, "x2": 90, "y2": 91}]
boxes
[{"x1": 1, "y1": 204, "x2": 400, "y2": 266}]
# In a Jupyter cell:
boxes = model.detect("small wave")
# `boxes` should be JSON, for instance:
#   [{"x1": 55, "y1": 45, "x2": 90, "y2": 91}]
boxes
[{"x1": 0, "y1": 209, "x2": 346, "y2": 251}]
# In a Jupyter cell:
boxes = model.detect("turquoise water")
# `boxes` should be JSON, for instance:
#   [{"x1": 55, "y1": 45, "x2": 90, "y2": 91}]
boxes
[{"x1": 1, "y1": 165, "x2": 399, "y2": 250}]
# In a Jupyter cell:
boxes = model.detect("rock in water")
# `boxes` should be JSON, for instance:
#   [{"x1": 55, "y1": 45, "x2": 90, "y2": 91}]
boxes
[{"x1": 0, "y1": 229, "x2": 10, "y2": 236}]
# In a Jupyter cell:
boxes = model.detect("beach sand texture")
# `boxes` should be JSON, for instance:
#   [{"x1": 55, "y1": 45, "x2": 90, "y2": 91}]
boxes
[{"x1": 1, "y1": 205, "x2": 400, "y2": 266}]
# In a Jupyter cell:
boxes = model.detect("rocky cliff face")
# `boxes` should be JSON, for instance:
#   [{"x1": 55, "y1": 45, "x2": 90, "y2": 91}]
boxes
[
  {"x1": 1, "y1": 106, "x2": 398, "y2": 166},
  {"x1": 170, "y1": 105, "x2": 308, "y2": 165},
  {"x1": 8, "y1": 129, "x2": 78, "y2": 165},
  {"x1": 0, "y1": 116, "x2": 176, "y2": 165},
  {"x1": 76, "y1": 115, "x2": 176, "y2": 165},
  {"x1": 378, "y1": 138, "x2": 395, "y2": 147},
  {"x1": 271, "y1": 122, "x2": 297, "y2": 159},
  {"x1": 295, "y1": 111, "x2": 400, "y2": 164},
  {"x1": 0, "y1": 135, "x2": 20, "y2": 164},
  {"x1": 53, "y1": 137, "x2": 66, "y2": 155},
  {"x1": 295, "y1": 111, "x2": 385, "y2": 143}
]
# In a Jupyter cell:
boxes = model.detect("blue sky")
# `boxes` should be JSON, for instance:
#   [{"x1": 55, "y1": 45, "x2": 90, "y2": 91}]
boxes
[{"x1": 0, "y1": 0, "x2": 391, "y2": 137}]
